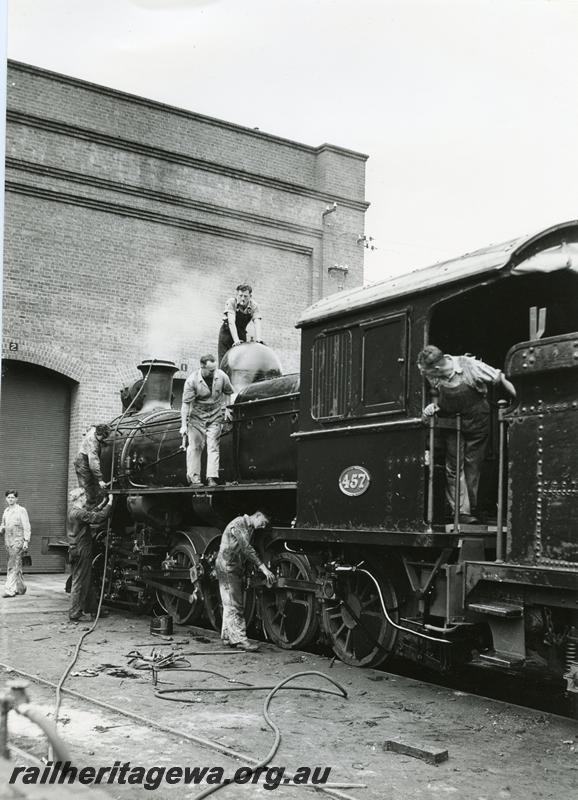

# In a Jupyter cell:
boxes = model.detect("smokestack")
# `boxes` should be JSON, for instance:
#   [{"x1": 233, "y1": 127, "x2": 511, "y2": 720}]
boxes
[{"x1": 137, "y1": 359, "x2": 179, "y2": 412}]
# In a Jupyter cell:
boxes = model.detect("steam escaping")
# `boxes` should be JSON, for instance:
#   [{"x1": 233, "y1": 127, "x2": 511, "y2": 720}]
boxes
[{"x1": 143, "y1": 258, "x2": 223, "y2": 367}]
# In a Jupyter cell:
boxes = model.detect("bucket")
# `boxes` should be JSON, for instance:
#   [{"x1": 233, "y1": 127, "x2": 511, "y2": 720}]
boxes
[{"x1": 150, "y1": 615, "x2": 173, "y2": 636}]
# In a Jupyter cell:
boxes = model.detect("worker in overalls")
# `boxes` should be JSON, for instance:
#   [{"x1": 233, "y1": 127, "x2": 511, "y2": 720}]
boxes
[
  {"x1": 179, "y1": 354, "x2": 234, "y2": 487},
  {"x1": 418, "y1": 346, "x2": 516, "y2": 523},
  {"x1": 216, "y1": 511, "x2": 275, "y2": 651},
  {"x1": 0, "y1": 490, "x2": 31, "y2": 597},
  {"x1": 74, "y1": 424, "x2": 111, "y2": 507},
  {"x1": 217, "y1": 284, "x2": 264, "y2": 364},
  {"x1": 67, "y1": 488, "x2": 113, "y2": 621}
]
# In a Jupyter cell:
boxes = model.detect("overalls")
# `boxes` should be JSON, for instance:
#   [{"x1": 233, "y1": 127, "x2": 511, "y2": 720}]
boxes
[
  {"x1": 2, "y1": 507, "x2": 28, "y2": 596},
  {"x1": 438, "y1": 379, "x2": 489, "y2": 515},
  {"x1": 183, "y1": 371, "x2": 231, "y2": 482},
  {"x1": 215, "y1": 516, "x2": 261, "y2": 646},
  {"x1": 218, "y1": 306, "x2": 253, "y2": 363}
]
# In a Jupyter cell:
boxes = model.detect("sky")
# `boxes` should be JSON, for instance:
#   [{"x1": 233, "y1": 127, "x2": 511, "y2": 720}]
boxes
[{"x1": 6, "y1": 0, "x2": 578, "y2": 283}]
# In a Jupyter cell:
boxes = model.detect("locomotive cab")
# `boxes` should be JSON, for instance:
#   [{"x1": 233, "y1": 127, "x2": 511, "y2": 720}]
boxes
[{"x1": 427, "y1": 265, "x2": 578, "y2": 529}]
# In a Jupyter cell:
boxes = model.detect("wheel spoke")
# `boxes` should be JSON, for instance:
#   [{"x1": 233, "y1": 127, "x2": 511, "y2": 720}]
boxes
[
  {"x1": 323, "y1": 568, "x2": 398, "y2": 668},
  {"x1": 260, "y1": 553, "x2": 319, "y2": 649},
  {"x1": 344, "y1": 628, "x2": 352, "y2": 654}
]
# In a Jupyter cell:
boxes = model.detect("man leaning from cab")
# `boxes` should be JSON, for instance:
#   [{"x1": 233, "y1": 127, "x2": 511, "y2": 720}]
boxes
[{"x1": 418, "y1": 345, "x2": 516, "y2": 523}]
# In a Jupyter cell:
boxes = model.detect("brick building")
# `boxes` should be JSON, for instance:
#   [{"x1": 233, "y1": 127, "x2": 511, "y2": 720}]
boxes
[{"x1": 0, "y1": 60, "x2": 368, "y2": 571}]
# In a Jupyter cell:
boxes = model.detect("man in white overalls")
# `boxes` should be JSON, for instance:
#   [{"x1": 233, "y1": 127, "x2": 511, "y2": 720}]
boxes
[
  {"x1": 0, "y1": 490, "x2": 31, "y2": 597},
  {"x1": 180, "y1": 354, "x2": 234, "y2": 487}
]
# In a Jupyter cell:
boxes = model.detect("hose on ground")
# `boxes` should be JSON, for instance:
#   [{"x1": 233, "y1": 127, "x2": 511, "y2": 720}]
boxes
[
  {"x1": 184, "y1": 670, "x2": 348, "y2": 800},
  {"x1": 154, "y1": 667, "x2": 348, "y2": 700},
  {"x1": 0, "y1": 662, "x2": 360, "y2": 800}
]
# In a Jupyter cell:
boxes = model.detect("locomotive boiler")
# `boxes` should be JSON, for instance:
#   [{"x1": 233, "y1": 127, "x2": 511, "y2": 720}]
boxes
[{"x1": 95, "y1": 221, "x2": 578, "y2": 705}]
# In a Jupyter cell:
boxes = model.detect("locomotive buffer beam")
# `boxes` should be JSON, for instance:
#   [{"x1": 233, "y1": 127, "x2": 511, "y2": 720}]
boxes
[{"x1": 140, "y1": 577, "x2": 196, "y2": 604}]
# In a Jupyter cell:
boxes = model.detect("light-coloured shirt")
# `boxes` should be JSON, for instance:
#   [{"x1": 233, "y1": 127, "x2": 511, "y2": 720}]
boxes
[
  {"x1": 1, "y1": 504, "x2": 31, "y2": 545},
  {"x1": 181, "y1": 368, "x2": 234, "y2": 429},
  {"x1": 427, "y1": 355, "x2": 501, "y2": 397},
  {"x1": 222, "y1": 297, "x2": 262, "y2": 323},
  {"x1": 77, "y1": 427, "x2": 104, "y2": 481}
]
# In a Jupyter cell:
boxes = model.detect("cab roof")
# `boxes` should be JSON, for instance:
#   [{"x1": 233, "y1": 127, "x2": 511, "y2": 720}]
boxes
[{"x1": 297, "y1": 221, "x2": 578, "y2": 327}]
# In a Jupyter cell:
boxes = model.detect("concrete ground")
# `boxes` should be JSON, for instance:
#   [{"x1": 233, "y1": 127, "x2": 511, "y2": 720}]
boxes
[{"x1": 0, "y1": 575, "x2": 577, "y2": 800}]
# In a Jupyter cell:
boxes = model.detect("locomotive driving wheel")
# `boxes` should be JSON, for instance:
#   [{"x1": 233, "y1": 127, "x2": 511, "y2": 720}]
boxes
[
  {"x1": 322, "y1": 567, "x2": 398, "y2": 668},
  {"x1": 156, "y1": 542, "x2": 203, "y2": 625},
  {"x1": 260, "y1": 552, "x2": 319, "y2": 649}
]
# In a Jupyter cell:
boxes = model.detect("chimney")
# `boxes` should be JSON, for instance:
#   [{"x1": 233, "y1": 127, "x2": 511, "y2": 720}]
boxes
[{"x1": 137, "y1": 359, "x2": 179, "y2": 412}]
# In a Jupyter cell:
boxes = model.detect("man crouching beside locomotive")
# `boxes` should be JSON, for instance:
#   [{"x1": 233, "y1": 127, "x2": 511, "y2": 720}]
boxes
[
  {"x1": 180, "y1": 354, "x2": 234, "y2": 487},
  {"x1": 216, "y1": 512, "x2": 275, "y2": 652},
  {"x1": 67, "y1": 489, "x2": 113, "y2": 622},
  {"x1": 418, "y1": 345, "x2": 516, "y2": 523}
]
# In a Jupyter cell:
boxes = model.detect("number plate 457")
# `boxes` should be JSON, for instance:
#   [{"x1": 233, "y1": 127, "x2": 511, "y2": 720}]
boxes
[{"x1": 338, "y1": 466, "x2": 371, "y2": 496}]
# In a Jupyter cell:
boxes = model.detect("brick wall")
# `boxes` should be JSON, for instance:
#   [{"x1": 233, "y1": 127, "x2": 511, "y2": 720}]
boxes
[{"x1": 2, "y1": 60, "x2": 368, "y2": 494}]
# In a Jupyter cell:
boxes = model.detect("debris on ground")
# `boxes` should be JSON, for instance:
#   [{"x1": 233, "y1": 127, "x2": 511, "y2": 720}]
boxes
[{"x1": 384, "y1": 739, "x2": 449, "y2": 765}]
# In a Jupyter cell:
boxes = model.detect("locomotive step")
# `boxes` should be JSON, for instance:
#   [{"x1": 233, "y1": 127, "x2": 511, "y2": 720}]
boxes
[
  {"x1": 474, "y1": 650, "x2": 526, "y2": 668},
  {"x1": 468, "y1": 602, "x2": 523, "y2": 618}
]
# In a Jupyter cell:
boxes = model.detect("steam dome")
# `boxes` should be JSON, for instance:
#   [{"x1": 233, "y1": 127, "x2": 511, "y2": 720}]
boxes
[{"x1": 220, "y1": 342, "x2": 282, "y2": 392}]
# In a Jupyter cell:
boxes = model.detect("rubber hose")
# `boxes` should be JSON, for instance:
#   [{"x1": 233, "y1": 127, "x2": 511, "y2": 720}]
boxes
[
  {"x1": 0, "y1": 662, "x2": 359, "y2": 800},
  {"x1": 191, "y1": 670, "x2": 348, "y2": 800}
]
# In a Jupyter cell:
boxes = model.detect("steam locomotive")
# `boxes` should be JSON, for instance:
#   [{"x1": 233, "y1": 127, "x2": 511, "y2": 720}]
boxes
[{"x1": 96, "y1": 221, "x2": 577, "y2": 701}]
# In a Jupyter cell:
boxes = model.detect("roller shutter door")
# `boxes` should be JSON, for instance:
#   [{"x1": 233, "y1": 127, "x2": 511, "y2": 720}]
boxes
[{"x1": 0, "y1": 360, "x2": 71, "y2": 573}]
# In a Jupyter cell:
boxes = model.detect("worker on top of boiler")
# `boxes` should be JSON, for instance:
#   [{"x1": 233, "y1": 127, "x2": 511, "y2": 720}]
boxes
[
  {"x1": 180, "y1": 354, "x2": 234, "y2": 487},
  {"x1": 418, "y1": 346, "x2": 516, "y2": 524},
  {"x1": 73, "y1": 424, "x2": 111, "y2": 507},
  {"x1": 218, "y1": 283, "x2": 264, "y2": 364}
]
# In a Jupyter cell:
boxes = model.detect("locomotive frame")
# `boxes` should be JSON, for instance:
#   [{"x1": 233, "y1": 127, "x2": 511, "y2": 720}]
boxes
[{"x1": 90, "y1": 221, "x2": 577, "y2": 700}]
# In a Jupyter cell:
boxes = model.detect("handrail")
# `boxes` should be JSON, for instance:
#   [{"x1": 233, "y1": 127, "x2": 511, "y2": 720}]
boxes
[
  {"x1": 495, "y1": 399, "x2": 509, "y2": 561},
  {"x1": 454, "y1": 414, "x2": 462, "y2": 534},
  {"x1": 426, "y1": 415, "x2": 435, "y2": 534},
  {"x1": 426, "y1": 405, "x2": 510, "y2": 548}
]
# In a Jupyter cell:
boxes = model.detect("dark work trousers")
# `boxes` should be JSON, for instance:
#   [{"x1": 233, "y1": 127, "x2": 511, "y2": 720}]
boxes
[
  {"x1": 217, "y1": 316, "x2": 250, "y2": 364},
  {"x1": 438, "y1": 381, "x2": 490, "y2": 514},
  {"x1": 442, "y1": 427, "x2": 488, "y2": 514},
  {"x1": 69, "y1": 535, "x2": 96, "y2": 618},
  {"x1": 74, "y1": 454, "x2": 102, "y2": 507}
]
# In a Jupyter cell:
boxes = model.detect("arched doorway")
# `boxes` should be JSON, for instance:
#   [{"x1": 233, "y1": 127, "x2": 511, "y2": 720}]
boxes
[{"x1": 0, "y1": 360, "x2": 73, "y2": 572}]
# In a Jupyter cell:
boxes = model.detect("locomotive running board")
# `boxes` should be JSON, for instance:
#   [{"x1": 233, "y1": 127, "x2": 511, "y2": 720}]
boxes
[{"x1": 115, "y1": 481, "x2": 297, "y2": 494}]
